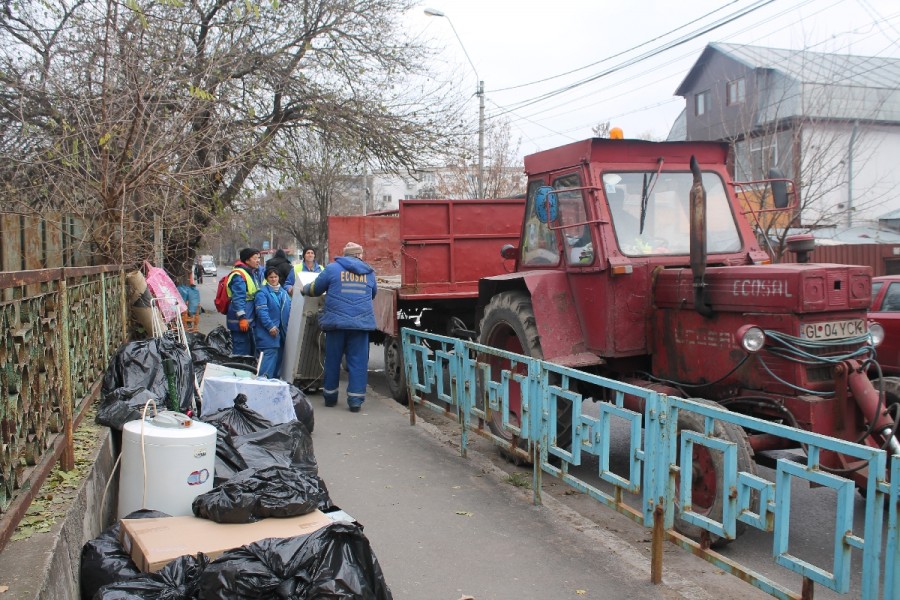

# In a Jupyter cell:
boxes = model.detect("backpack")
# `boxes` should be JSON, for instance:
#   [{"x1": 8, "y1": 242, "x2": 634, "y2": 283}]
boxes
[{"x1": 214, "y1": 274, "x2": 231, "y2": 314}]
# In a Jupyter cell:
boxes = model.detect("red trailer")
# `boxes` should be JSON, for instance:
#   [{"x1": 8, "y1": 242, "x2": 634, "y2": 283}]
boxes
[{"x1": 328, "y1": 198, "x2": 526, "y2": 400}]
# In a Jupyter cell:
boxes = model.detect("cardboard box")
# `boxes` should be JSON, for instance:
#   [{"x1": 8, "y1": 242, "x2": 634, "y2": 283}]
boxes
[{"x1": 120, "y1": 510, "x2": 333, "y2": 572}]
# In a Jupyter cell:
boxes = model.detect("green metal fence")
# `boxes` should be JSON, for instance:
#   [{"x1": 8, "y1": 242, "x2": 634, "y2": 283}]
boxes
[{"x1": 0, "y1": 266, "x2": 125, "y2": 550}]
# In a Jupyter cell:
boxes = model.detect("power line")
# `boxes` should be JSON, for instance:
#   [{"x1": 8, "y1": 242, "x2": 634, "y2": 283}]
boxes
[
  {"x1": 494, "y1": 0, "x2": 826, "y2": 126},
  {"x1": 493, "y1": 0, "x2": 900, "y2": 141},
  {"x1": 489, "y1": 0, "x2": 746, "y2": 94},
  {"x1": 489, "y1": 0, "x2": 776, "y2": 119}
]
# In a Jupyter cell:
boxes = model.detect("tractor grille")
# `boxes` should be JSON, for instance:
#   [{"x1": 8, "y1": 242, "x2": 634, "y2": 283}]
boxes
[{"x1": 804, "y1": 342, "x2": 861, "y2": 382}]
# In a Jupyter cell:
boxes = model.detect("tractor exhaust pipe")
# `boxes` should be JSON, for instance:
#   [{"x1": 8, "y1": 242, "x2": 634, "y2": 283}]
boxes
[{"x1": 689, "y1": 156, "x2": 713, "y2": 317}]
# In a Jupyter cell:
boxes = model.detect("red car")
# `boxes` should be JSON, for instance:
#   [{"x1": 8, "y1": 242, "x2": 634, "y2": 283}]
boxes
[{"x1": 869, "y1": 275, "x2": 900, "y2": 375}]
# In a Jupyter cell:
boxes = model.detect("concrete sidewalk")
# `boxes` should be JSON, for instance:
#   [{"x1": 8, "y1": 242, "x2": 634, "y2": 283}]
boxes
[{"x1": 311, "y1": 392, "x2": 714, "y2": 600}]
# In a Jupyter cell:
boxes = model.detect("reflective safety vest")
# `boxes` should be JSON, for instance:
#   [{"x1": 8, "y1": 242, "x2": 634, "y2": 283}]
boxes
[{"x1": 226, "y1": 269, "x2": 259, "y2": 300}]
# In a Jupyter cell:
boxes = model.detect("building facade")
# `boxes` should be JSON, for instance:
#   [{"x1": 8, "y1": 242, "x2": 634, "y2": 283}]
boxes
[{"x1": 670, "y1": 43, "x2": 900, "y2": 227}]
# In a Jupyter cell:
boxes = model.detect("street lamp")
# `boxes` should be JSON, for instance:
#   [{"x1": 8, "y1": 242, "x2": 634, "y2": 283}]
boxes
[{"x1": 425, "y1": 7, "x2": 484, "y2": 199}]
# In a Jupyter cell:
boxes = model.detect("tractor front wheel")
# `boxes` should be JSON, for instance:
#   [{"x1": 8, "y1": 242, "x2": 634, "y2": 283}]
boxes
[
  {"x1": 674, "y1": 398, "x2": 755, "y2": 547},
  {"x1": 478, "y1": 291, "x2": 572, "y2": 462}
]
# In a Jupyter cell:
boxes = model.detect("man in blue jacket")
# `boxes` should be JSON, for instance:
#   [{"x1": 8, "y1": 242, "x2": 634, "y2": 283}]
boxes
[{"x1": 302, "y1": 241, "x2": 377, "y2": 412}]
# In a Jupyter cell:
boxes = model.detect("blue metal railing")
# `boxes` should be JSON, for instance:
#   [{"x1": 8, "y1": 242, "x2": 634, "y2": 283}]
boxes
[{"x1": 401, "y1": 328, "x2": 899, "y2": 600}]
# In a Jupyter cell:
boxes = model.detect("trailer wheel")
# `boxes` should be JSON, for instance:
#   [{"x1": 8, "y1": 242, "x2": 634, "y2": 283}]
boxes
[
  {"x1": 675, "y1": 399, "x2": 755, "y2": 547},
  {"x1": 479, "y1": 291, "x2": 573, "y2": 464},
  {"x1": 384, "y1": 336, "x2": 408, "y2": 405}
]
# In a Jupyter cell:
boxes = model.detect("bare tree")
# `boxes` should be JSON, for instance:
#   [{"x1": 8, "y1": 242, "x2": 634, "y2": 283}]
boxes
[
  {"x1": 592, "y1": 121, "x2": 611, "y2": 138},
  {"x1": 435, "y1": 117, "x2": 525, "y2": 199},
  {"x1": 0, "y1": 0, "x2": 462, "y2": 273}
]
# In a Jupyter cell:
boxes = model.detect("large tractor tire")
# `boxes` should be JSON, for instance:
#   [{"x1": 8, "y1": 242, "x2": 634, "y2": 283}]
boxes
[
  {"x1": 478, "y1": 291, "x2": 573, "y2": 463},
  {"x1": 384, "y1": 335, "x2": 408, "y2": 405},
  {"x1": 675, "y1": 398, "x2": 756, "y2": 547}
]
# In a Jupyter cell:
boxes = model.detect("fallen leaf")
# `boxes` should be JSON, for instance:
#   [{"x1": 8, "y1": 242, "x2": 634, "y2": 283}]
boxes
[
  {"x1": 0, "y1": 584, "x2": 9, "y2": 592},
  {"x1": 455, "y1": 511, "x2": 474, "y2": 517},
  {"x1": 458, "y1": 595, "x2": 474, "y2": 600},
  {"x1": 576, "y1": 590, "x2": 587, "y2": 596}
]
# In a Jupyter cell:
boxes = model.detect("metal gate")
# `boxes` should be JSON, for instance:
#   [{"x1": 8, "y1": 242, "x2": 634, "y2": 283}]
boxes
[{"x1": 401, "y1": 328, "x2": 900, "y2": 600}]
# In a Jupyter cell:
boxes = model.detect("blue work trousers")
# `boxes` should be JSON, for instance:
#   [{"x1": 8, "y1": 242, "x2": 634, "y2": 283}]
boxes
[
  {"x1": 323, "y1": 329, "x2": 370, "y2": 407},
  {"x1": 231, "y1": 330, "x2": 255, "y2": 357},
  {"x1": 257, "y1": 346, "x2": 283, "y2": 379}
]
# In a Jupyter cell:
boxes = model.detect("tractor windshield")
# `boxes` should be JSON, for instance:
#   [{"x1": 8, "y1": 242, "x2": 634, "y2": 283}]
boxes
[{"x1": 603, "y1": 170, "x2": 742, "y2": 256}]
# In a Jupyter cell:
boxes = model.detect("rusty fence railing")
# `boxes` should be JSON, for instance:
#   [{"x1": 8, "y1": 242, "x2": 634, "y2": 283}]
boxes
[
  {"x1": 0, "y1": 266, "x2": 126, "y2": 551},
  {"x1": 402, "y1": 328, "x2": 900, "y2": 600}
]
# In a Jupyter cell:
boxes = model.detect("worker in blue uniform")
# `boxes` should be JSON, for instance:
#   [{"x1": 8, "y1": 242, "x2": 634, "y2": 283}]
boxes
[
  {"x1": 254, "y1": 266, "x2": 292, "y2": 378},
  {"x1": 301, "y1": 241, "x2": 377, "y2": 412},
  {"x1": 226, "y1": 248, "x2": 262, "y2": 356}
]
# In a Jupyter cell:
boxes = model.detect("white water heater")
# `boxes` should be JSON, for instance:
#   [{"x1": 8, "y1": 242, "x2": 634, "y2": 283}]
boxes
[{"x1": 118, "y1": 413, "x2": 217, "y2": 519}]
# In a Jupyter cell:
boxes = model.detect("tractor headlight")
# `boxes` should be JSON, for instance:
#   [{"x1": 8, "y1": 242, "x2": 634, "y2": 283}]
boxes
[
  {"x1": 737, "y1": 325, "x2": 766, "y2": 353},
  {"x1": 868, "y1": 322, "x2": 884, "y2": 347}
]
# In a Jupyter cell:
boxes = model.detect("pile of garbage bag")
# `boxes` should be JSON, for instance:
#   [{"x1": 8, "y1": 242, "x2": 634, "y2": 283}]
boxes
[{"x1": 85, "y1": 327, "x2": 392, "y2": 599}]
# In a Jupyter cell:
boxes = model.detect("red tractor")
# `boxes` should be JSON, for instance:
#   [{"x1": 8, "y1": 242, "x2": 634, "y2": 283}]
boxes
[
  {"x1": 332, "y1": 137, "x2": 897, "y2": 544},
  {"x1": 474, "y1": 138, "x2": 896, "y2": 542}
]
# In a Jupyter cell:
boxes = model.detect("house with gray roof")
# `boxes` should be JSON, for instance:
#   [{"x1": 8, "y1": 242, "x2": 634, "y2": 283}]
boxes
[{"x1": 669, "y1": 42, "x2": 900, "y2": 229}]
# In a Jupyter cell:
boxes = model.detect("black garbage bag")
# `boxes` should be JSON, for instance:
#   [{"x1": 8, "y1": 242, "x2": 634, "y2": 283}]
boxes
[
  {"x1": 205, "y1": 325, "x2": 232, "y2": 356},
  {"x1": 288, "y1": 384, "x2": 314, "y2": 434},
  {"x1": 185, "y1": 331, "x2": 206, "y2": 349},
  {"x1": 93, "y1": 553, "x2": 208, "y2": 600},
  {"x1": 213, "y1": 427, "x2": 248, "y2": 487},
  {"x1": 80, "y1": 509, "x2": 171, "y2": 600},
  {"x1": 101, "y1": 337, "x2": 195, "y2": 413},
  {"x1": 198, "y1": 522, "x2": 392, "y2": 600},
  {"x1": 232, "y1": 421, "x2": 317, "y2": 474},
  {"x1": 95, "y1": 387, "x2": 158, "y2": 431},
  {"x1": 192, "y1": 465, "x2": 332, "y2": 524},
  {"x1": 199, "y1": 394, "x2": 275, "y2": 436}
]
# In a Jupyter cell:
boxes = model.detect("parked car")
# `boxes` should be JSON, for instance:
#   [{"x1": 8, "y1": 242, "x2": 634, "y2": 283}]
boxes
[
  {"x1": 202, "y1": 260, "x2": 217, "y2": 277},
  {"x1": 869, "y1": 275, "x2": 900, "y2": 374}
]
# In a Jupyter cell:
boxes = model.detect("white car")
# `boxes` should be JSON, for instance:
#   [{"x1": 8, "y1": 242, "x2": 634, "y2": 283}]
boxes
[{"x1": 201, "y1": 261, "x2": 217, "y2": 276}]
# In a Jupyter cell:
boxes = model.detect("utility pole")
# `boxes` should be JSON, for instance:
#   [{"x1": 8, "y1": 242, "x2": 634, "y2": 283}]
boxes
[{"x1": 477, "y1": 79, "x2": 484, "y2": 199}]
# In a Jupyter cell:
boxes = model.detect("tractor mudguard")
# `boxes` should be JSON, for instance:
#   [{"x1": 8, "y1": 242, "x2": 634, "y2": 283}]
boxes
[{"x1": 481, "y1": 271, "x2": 602, "y2": 368}]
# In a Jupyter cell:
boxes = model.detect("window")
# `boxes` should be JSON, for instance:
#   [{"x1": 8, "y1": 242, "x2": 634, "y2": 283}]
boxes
[
  {"x1": 883, "y1": 283, "x2": 900, "y2": 312},
  {"x1": 872, "y1": 281, "x2": 884, "y2": 303},
  {"x1": 749, "y1": 137, "x2": 777, "y2": 181},
  {"x1": 521, "y1": 180, "x2": 560, "y2": 267},
  {"x1": 554, "y1": 173, "x2": 594, "y2": 265},
  {"x1": 382, "y1": 194, "x2": 392, "y2": 205},
  {"x1": 603, "y1": 170, "x2": 741, "y2": 257},
  {"x1": 694, "y1": 90, "x2": 710, "y2": 116},
  {"x1": 726, "y1": 78, "x2": 745, "y2": 105}
]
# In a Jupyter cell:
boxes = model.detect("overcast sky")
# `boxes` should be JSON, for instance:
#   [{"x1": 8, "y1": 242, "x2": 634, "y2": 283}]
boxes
[{"x1": 406, "y1": 0, "x2": 900, "y2": 158}]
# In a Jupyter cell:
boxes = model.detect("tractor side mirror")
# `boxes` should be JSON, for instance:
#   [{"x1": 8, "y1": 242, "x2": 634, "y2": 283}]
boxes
[
  {"x1": 500, "y1": 244, "x2": 518, "y2": 260},
  {"x1": 534, "y1": 186, "x2": 559, "y2": 223},
  {"x1": 767, "y1": 168, "x2": 789, "y2": 209}
]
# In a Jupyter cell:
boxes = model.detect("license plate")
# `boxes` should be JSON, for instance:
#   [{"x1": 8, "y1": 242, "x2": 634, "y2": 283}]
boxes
[{"x1": 800, "y1": 319, "x2": 866, "y2": 340}]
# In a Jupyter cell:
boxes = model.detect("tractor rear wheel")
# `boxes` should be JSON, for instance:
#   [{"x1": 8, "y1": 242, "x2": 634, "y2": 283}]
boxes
[
  {"x1": 478, "y1": 291, "x2": 573, "y2": 463},
  {"x1": 384, "y1": 335, "x2": 408, "y2": 405},
  {"x1": 675, "y1": 398, "x2": 755, "y2": 547}
]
